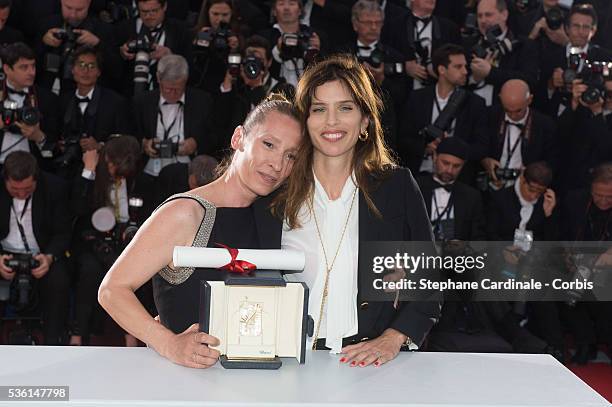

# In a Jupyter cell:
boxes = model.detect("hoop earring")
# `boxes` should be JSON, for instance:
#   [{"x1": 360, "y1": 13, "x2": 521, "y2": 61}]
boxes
[{"x1": 359, "y1": 129, "x2": 369, "y2": 142}]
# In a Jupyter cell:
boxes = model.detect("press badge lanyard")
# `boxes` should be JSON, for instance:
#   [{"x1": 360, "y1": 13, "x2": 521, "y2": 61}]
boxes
[
  {"x1": 158, "y1": 102, "x2": 183, "y2": 141},
  {"x1": 502, "y1": 122, "x2": 526, "y2": 170},
  {"x1": 432, "y1": 190, "x2": 454, "y2": 223},
  {"x1": 11, "y1": 197, "x2": 32, "y2": 252}
]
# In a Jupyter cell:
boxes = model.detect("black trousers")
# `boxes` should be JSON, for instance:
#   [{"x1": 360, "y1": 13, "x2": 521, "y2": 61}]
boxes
[{"x1": 74, "y1": 251, "x2": 107, "y2": 340}]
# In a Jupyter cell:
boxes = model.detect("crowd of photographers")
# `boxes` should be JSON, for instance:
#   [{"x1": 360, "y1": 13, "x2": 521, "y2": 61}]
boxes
[{"x1": 0, "y1": 0, "x2": 609, "y2": 364}]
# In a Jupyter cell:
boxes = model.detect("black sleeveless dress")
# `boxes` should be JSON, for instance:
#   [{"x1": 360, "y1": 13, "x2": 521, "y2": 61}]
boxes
[{"x1": 152, "y1": 195, "x2": 262, "y2": 334}]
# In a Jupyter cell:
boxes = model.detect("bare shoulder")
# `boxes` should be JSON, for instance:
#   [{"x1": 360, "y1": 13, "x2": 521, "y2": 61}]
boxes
[{"x1": 142, "y1": 198, "x2": 208, "y2": 245}]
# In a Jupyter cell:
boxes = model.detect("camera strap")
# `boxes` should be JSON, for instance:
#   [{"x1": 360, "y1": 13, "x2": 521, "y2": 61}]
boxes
[
  {"x1": 158, "y1": 102, "x2": 183, "y2": 141},
  {"x1": 432, "y1": 189, "x2": 454, "y2": 222},
  {"x1": 433, "y1": 95, "x2": 455, "y2": 135},
  {"x1": 11, "y1": 197, "x2": 32, "y2": 253}
]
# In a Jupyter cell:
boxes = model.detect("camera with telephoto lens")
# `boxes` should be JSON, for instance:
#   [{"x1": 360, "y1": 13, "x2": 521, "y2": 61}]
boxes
[
  {"x1": 1, "y1": 100, "x2": 41, "y2": 133},
  {"x1": 194, "y1": 21, "x2": 233, "y2": 53},
  {"x1": 45, "y1": 26, "x2": 81, "y2": 80},
  {"x1": 242, "y1": 54, "x2": 264, "y2": 80},
  {"x1": 545, "y1": 6, "x2": 565, "y2": 31},
  {"x1": 472, "y1": 25, "x2": 518, "y2": 59},
  {"x1": 280, "y1": 27, "x2": 318, "y2": 63},
  {"x1": 86, "y1": 198, "x2": 145, "y2": 267},
  {"x1": 357, "y1": 47, "x2": 406, "y2": 77},
  {"x1": 3, "y1": 253, "x2": 39, "y2": 307},
  {"x1": 420, "y1": 88, "x2": 468, "y2": 143},
  {"x1": 127, "y1": 36, "x2": 156, "y2": 95},
  {"x1": 227, "y1": 53, "x2": 242, "y2": 78},
  {"x1": 153, "y1": 139, "x2": 179, "y2": 159},
  {"x1": 579, "y1": 61, "x2": 612, "y2": 105}
]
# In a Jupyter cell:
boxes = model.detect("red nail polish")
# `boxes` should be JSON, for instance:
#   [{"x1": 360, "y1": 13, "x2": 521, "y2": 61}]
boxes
[
  {"x1": 359, "y1": 361, "x2": 365, "y2": 367},
  {"x1": 350, "y1": 361, "x2": 357, "y2": 366},
  {"x1": 339, "y1": 357, "x2": 347, "y2": 363},
  {"x1": 374, "y1": 361, "x2": 380, "y2": 367}
]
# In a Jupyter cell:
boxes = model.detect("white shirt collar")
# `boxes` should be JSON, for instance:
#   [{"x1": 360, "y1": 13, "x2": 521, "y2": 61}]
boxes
[
  {"x1": 514, "y1": 177, "x2": 537, "y2": 207},
  {"x1": 357, "y1": 39, "x2": 378, "y2": 50},
  {"x1": 6, "y1": 80, "x2": 29, "y2": 95},
  {"x1": 75, "y1": 87, "x2": 94, "y2": 99},
  {"x1": 159, "y1": 93, "x2": 185, "y2": 107},
  {"x1": 435, "y1": 84, "x2": 452, "y2": 103}
]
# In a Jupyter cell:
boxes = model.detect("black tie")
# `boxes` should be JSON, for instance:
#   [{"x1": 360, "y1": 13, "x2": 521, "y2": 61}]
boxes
[
  {"x1": 163, "y1": 100, "x2": 183, "y2": 106},
  {"x1": 433, "y1": 180, "x2": 453, "y2": 192},
  {"x1": 77, "y1": 96, "x2": 90, "y2": 104},
  {"x1": 505, "y1": 120, "x2": 524, "y2": 130},
  {"x1": 358, "y1": 44, "x2": 373, "y2": 51}
]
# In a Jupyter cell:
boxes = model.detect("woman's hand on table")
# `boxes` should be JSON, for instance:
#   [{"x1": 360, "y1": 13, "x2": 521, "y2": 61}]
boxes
[
  {"x1": 161, "y1": 323, "x2": 221, "y2": 369},
  {"x1": 338, "y1": 328, "x2": 407, "y2": 368}
]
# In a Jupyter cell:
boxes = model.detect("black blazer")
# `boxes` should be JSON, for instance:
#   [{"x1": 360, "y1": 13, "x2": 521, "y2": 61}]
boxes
[
  {"x1": 0, "y1": 171, "x2": 71, "y2": 258},
  {"x1": 59, "y1": 85, "x2": 133, "y2": 143},
  {"x1": 36, "y1": 14, "x2": 122, "y2": 92},
  {"x1": 486, "y1": 184, "x2": 558, "y2": 242},
  {"x1": 355, "y1": 168, "x2": 441, "y2": 346},
  {"x1": 483, "y1": 104, "x2": 559, "y2": 172},
  {"x1": 556, "y1": 107, "x2": 612, "y2": 194},
  {"x1": 417, "y1": 175, "x2": 487, "y2": 241},
  {"x1": 132, "y1": 87, "x2": 217, "y2": 156},
  {"x1": 398, "y1": 86, "x2": 488, "y2": 171}
]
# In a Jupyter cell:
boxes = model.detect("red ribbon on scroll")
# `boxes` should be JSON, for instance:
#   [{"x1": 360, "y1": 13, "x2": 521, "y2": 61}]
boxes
[{"x1": 216, "y1": 243, "x2": 257, "y2": 274}]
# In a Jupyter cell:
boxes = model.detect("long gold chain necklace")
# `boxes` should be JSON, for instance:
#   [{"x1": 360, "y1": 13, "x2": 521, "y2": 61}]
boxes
[{"x1": 308, "y1": 185, "x2": 358, "y2": 350}]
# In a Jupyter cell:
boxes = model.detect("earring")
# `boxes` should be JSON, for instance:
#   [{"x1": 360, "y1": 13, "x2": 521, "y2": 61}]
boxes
[{"x1": 359, "y1": 128, "x2": 369, "y2": 142}]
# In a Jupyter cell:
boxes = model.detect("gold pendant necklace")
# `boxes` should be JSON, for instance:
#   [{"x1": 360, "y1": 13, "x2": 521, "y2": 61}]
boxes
[{"x1": 308, "y1": 186, "x2": 358, "y2": 350}]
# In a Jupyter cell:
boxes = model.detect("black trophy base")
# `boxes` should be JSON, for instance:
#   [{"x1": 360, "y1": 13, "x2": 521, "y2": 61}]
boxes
[{"x1": 219, "y1": 355, "x2": 282, "y2": 370}]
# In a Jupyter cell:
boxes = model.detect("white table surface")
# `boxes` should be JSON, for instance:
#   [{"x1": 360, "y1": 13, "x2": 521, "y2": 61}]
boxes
[{"x1": 0, "y1": 346, "x2": 608, "y2": 407}]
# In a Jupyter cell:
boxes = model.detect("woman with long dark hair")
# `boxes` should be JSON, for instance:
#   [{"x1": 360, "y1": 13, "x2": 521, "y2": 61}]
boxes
[{"x1": 276, "y1": 54, "x2": 441, "y2": 366}]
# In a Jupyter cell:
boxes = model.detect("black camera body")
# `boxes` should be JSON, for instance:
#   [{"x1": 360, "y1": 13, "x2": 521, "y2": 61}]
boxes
[
  {"x1": 495, "y1": 167, "x2": 521, "y2": 181},
  {"x1": 227, "y1": 53, "x2": 242, "y2": 78},
  {"x1": 53, "y1": 130, "x2": 87, "y2": 169},
  {"x1": 545, "y1": 6, "x2": 565, "y2": 31},
  {"x1": 1, "y1": 100, "x2": 41, "y2": 133},
  {"x1": 579, "y1": 61, "x2": 612, "y2": 105},
  {"x1": 562, "y1": 48, "x2": 586, "y2": 85},
  {"x1": 4, "y1": 253, "x2": 40, "y2": 272},
  {"x1": 4, "y1": 253, "x2": 39, "y2": 306},
  {"x1": 472, "y1": 25, "x2": 517, "y2": 59},
  {"x1": 280, "y1": 27, "x2": 317, "y2": 62},
  {"x1": 127, "y1": 37, "x2": 155, "y2": 54},
  {"x1": 153, "y1": 139, "x2": 179, "y2": 159},
  {"x1": 420, "y1": 88, "x2": 468, "y2": 143},
  {"x1": 195, "y1": 22, "x2": 233, "y2": 53},
  {"x1": 45, "y1": 26, "x2": 81, "y2": 80}
]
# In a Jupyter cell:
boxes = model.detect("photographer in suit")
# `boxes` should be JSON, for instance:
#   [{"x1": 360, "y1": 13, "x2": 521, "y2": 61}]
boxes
[
  {"x1": 539, "y1": 4, "x2": 612, "y2": 117},
  {"x1": 0, "y1": 43, "x2": 58, "y2": 171},
  {"x1": 116, "y1": 0, "x2": 193, "y2": 95},
  {"x1": 134, "y1": 54, "x2": 214, "y2": 210},
  {"x1": 399, "y1": 44, "x2": 487, "y2": 182},
  {"x1": 0, "y1": 151, "x2": 71, "y2": 345},
  {"x1": 556, "y1": 71, "x2": 612, "y2": 195},
  {"x1": 465, "y1": 0, "x2": 539, "y2": 106},
  {"x1": 37, "y1": 0, "x2": 121, "y2": 94},
  {"x1": 391, "y1": 0, "x2": 460, "y2": 91},
  {"x1": 258, "y1": 0, "x2": 323, "y2": 87},
  {"x1": 486, "y1": 161, "x2": 563, "y2": 356},
  {"x1": 217, "y1": 35, "x2": 295, "y2": 147},
  {"x1": 480, "y1": 79, "x2": 557, "y2": 191},
  {"x1": 560, "y1": 162, "x2": 612, "y2": 364},
  {"x1": 69, "y1": 135, "x2": 147, "y2": 346},
  {"x1": 57, "y1": 46, "x2": 132, "y2": 178}
]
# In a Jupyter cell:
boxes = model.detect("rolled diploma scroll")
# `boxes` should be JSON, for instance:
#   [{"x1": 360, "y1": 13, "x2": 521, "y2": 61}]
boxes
[{"x1": 173, "y1": 246, "x2": 305, "y2": 271}]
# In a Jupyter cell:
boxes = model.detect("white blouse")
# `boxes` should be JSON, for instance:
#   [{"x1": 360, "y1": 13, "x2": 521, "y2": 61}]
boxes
[{"x1": 282, "y1": 173, "x2": 360, "y2": 353}]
